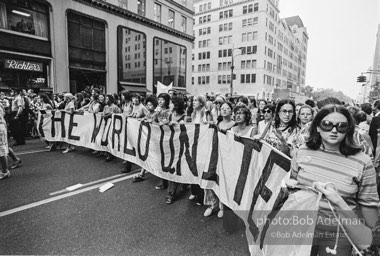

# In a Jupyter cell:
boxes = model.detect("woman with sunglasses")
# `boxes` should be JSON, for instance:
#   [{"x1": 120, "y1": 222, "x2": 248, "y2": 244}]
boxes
[
  {"x1": 210, "y1": 96, "x2": 226, "y2": 123},
  {"x1": 261, "y1": 99, "x2": 299, "y2": 156},
  {"x1": 204, "y1": 101, "x2": 235, "y2": 218},
  {"x1": 288, "y1": 104, "x2": 379, "y2": 255},
  {"x1": 255, "y1": 104, "x2": 275, "y2": 137}
]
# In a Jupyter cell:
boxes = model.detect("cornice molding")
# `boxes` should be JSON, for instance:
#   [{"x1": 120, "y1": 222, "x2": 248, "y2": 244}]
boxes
[
  {"x1": 164, "y1": 0, "x2": 194, "y2": 15},
  {"x1": 73, "y1": 0, "x2": 194, "y2": 42}
]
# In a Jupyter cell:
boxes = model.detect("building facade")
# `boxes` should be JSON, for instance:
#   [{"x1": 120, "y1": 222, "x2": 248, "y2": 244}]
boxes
[
  {"x1": 191, "y1": 0, "x2": 308, "y2": 100},
  {"x1": 359, "y1": 24, "x2": 380, "y2": 103},
  {"x1": 0, "y1": 0, "x2": 194, "y2": 95}
]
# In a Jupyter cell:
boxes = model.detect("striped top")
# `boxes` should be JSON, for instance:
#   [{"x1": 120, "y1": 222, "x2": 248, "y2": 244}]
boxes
[{"x1": 291, "y1": 146, "x2": 379, "y2": 229}]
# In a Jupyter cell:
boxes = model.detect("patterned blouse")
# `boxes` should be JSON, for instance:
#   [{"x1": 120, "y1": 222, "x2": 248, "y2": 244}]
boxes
[{"x1": 262, "y1": 121, "x2": 299, "y2": 152}]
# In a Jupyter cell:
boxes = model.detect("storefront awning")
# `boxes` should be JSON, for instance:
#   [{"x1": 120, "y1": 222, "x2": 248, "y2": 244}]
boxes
[
  {"x1": 121, "y1": 85, "x2": 151, "y2": 93},
  {"x1": 69, "y1": 66, "x2": 106, "y2": 73},
  {"x1": 173, "y1": 87, "x2": 190, "y2": 95}
]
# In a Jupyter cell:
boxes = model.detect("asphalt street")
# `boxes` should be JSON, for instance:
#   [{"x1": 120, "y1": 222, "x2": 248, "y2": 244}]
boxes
[{"x1": 0, "y1": 138, "x2": 250, "y2": 255}]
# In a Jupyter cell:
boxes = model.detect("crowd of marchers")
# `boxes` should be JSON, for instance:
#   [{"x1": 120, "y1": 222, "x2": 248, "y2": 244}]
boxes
[{"x1": 0, "y1": 87, "x2": 379, "y2": 256}]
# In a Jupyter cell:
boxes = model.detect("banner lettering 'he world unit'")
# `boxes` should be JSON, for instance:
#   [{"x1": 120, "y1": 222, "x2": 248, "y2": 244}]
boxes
[{"x1": 38, "y1": 111, "x2": 321, "y2": 256}]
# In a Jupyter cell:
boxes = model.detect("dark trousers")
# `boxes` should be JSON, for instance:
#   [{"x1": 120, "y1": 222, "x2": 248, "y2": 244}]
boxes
[
  {"x1": 9, "y1": 112, "x2": 26, "y2": 145},
  {"x1": 191, "y1": 184, "x2": 204, "y2": 205},
  {"x1": 168, "y1": 181, "x2": 178, "y2": 195}
]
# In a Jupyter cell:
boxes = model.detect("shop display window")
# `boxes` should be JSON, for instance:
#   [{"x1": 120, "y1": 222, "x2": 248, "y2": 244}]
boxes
[
  {"x1": 0, "y1": 57, "x2": 48, "y2": 89},
  {"x1": 0, "y1": 0, "x2": 49, "y2": 39},
  {"x1": 118, "y1": 27, "x2": 146, "y2": 86},
  {"x1": 153, "y1": 37, "x2": 187, "y2": 88}
]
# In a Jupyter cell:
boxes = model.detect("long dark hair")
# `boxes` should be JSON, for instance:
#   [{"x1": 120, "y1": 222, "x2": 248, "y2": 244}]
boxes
[
  {"x1": 234, "y1": 105, "x2": 251, "y2": 125},
  {"x1": 186, "y1": 96, "x2": 194, "y2": 116},
  {"x1": 157, "y1": 93, "x2": 170, "y2": 109},
  {"x1": 306, "y1": 104, "x2": 361, "y2": 156},
  {"x1": 120, "y1": 90, "x2": 132, "y2": 103},
  {"x1": 171, "y1": 96, "x2": 185, "y2": 115},
  {"x1": 274, "y1": 99, "x2": 297, "y2": 129},
  {"x1": 39, "y1": 93, "x2": 52, "y2": 105}
]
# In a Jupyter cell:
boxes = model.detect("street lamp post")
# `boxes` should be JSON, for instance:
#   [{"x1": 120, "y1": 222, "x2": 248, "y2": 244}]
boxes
[
  {"x1": 230, "y1": 46, "x2": 251, "y2": 96},
  {"x1": 230, "y1": 47, "x2": 242, "y2": 96}
]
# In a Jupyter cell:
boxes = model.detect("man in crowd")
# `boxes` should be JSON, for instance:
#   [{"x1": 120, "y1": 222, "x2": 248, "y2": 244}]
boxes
[
  {"x1": 9, "y1": 89, "x2": 26, "y2": 146},
  {"x1": 369, "y1": 100, "x2": 380, "y2": 156}
]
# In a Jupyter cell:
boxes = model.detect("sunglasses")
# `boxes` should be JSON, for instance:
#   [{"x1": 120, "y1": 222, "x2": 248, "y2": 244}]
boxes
[
  {"x1": 319, "y1": 120, "x2": 349, "y2": 133},
  {"x1": 280, "y1": 109, "x2": 294, "y2": 115},
  {"x1": 263, "y1": 110, "x2": 272, "y2": 114}
]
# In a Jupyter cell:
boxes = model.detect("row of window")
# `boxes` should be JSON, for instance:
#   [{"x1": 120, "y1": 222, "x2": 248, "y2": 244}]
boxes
[
  {"x1": 199, "y1": 2, "x2": 211, "y2": 12},
  {"x1": 124, "y1": 61, "x2": 145, "y2": 69},
  {"x1": 242, "y1": 3, "x2": 259, "y2": 14},
  {"x1": 193, "y1": 59, "x2": 258, "y2": 72},
  {"x1": 220, "y1": 0, "x2": 233, "y2": 7},
  {"x1": 198, "y1": 51, "x2": 211, "y2": 60},
  {"x1": 192, "y1": 74, "x2": 301, "y2": 88},
  {"x1": 218, "y1": 75, "x2": 231, "y2": 84},
  {"x1": 199, "y1": 27, "x2": 211, "y2": 36},
  {"x1": 117, "y1": 0, "x2": 145, "y2": 16},
  {"x1": 198, "y1": 76, "x2": 210, "y2": 84},
  {"x1": 240, "y1": 74, "x2": 256, "y2": 83},
  {"x1": 153, "y1": 3, "x2": 187, "y2": 33},
  {"x1": 198, "y1": 14, "x2": 211, "y2": 24},
  {"x1": 241, "y1": 60, "x2": 257, "y2": 69},
  {"x1": 198, "y1": 64, "x2": 210, "y2": 72},
  {"x1": 198, "y1": 39, "x2": 210, "y2": 48},
  {"x1": 218, "y1": 62, "x2": 231, "y2": 70},
  {"x1": 242, "y1": 31, "x2": 258, "y2": 42},
  {"x1": 218, "y1": 36, "x2": 232, "y2": 45},
  {"x1": 219, "y1": 22, "x2": 232, "y2": 32},
  {"x1": 242, "y1": 17, "x2": 258, "y2": 28},
  {"x1": 123, "y1": 42, "x2": 145, "y2": 52},
  {"x1": 219, "y1": 9, "x2": 233, "y2": 19}
]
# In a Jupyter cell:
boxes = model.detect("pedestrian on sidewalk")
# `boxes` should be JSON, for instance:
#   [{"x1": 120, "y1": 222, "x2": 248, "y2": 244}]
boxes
[
  {"x1": 9, "y1": 89, "x2": 26, "y2": 146},
  {"x1": 0, "y1": 103, "x2": 11, "y2": 179}
]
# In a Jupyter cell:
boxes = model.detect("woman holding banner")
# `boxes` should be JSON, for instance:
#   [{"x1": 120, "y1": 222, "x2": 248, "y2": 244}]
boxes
[
  {"x1": 62, "y1": 93, "x2": 76, "y2": 154},
  {"x1": 153, "y1": 93, "x2": 171, "y2": 190},
  {"x1": 120, "y1": 90, "x2": 133, "y2": 116},
  {"x1": 188, "y1": 94, "x2": 209, "y2": 205},
  {"x1": 255, "y1": 103, "x2": 275, "y2": 137},
  {"x1": 289, "y1": 104, "x2": 379, "y2": 255},
  {"x1": 260, "y1": 99, "x2": 299, "y2": 156},
  {"x1": 131, "y1": 95, "x2": 159, "y2": 181},
  {"x1": 165, "y1": 96, "x2": 186, "y2": 204},
  {"x1": 204, "y1": 101, "x2": 235, "y2": 217},
  {"x1": 221, "y1": 104, "x2": 254, "y2": 233}
]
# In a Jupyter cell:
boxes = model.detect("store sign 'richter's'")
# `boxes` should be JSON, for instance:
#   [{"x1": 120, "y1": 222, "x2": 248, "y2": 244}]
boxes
[{"x1": 5, "y1": 59, "x2": 43, "y2": 72}]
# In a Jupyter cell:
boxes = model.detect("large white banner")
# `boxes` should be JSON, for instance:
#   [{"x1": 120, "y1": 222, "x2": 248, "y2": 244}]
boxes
[{"x1": 38, "y1": 111, "x2": 320, "y2": 255}]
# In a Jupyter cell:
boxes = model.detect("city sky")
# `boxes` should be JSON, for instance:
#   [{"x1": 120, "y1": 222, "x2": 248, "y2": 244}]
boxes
[{"x1": 279, "y1": 0, "x2": 380, "y2": 100}]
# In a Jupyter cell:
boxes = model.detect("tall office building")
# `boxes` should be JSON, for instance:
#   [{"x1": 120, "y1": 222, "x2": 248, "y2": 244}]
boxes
[
  {"x1": 191, "y1": 0, "x2": 308, "y2": 100},
  {"x1": 359, "y1": 24, "x2": 380, "y2": 103},
  {"x1": 0, "y1": 0, "x2": 193, "y2": 95}
]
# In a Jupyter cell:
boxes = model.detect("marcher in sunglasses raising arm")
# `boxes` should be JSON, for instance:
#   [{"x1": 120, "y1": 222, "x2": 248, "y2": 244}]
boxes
[
  {"x1": 288, "y1": 104, "x2": 379, "y2": 255},
  {"x1": 254, "y1": 103, "x2": 275, "y2": 137}
]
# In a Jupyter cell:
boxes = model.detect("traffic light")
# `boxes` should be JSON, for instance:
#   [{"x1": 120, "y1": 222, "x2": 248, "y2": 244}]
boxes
[
  {"x1": 232, "y1": 73, "x2": 236, "y2": 80},
  {"x1": 357, "y1": 76, "x2": 366, "y2": 83}
]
